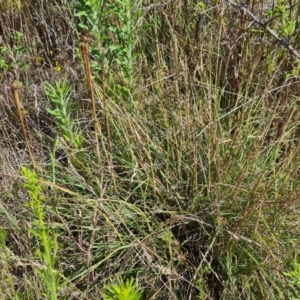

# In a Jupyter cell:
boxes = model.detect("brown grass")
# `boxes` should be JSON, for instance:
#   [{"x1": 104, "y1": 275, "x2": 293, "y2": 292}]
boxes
[{"x1": 1, "y1": 0, "x2": 300, "y2": 299}]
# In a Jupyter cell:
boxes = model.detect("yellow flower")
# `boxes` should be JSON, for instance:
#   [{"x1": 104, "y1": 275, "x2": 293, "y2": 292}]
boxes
[
  {"x1": 35, "y1": 56, "x2": 43, "y2": 66},
  {"x1": 54, "y1": 61, "x2": 61, "y2": 72}
]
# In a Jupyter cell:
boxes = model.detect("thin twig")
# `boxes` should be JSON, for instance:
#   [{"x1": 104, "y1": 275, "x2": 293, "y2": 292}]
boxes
[{"x1": 227, "y1": 0, "x2": 300, "y2": 59}]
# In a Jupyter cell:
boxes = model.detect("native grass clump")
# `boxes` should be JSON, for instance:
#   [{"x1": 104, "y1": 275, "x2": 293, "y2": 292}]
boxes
[{"x1": 0, "y1": 0, "x2": 300, "y2": 299}]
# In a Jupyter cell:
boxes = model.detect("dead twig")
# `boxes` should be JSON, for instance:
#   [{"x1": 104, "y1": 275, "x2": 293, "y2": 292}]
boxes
[{"x1": 227, "y1": 0, "x2": 300, "y2": 59}]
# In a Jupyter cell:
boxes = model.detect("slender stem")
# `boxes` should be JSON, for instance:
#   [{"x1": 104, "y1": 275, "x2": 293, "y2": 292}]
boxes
[
  {"x1": 12, "y1": 82, "x2": 36, "y2": 169},
  {"x1": 80, "y1": 32, "x2": 102, "y2": 164}
]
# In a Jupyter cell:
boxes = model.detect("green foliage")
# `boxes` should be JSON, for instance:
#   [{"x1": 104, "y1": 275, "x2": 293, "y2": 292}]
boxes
[
  {"x1": 101, "y1": 276, "x2": 142, "y2": 300},
  {"x1": 1, "y1": 0, "x2": 22, "y2": 11},
  {"x1": 105, "y1": 0, "x2": 142, "y2": 83},
  {"x1": 284, "y1": 255, "x2": 300, "y2": 299},
  {"x1": 0, "y1": 41, "x2": 27, "y2": 72},
  {"x1": 195, "y1": 278, "x2": 207, "y2": 300},
  {"x1": 73, "y1": 0, "x2": 103, "y2": 37},
  {"x1": 21, "y1": 167, "x2": 60, "y2": 300},
  {"x1": 45, "y1": 79, "x2": 82, "y2": 149},
  {"x1": 73, "y1": 0, "x2": 142, "y2": 85},
  {"x1": 0, "y1": 46, "x2": 10, "y2": 71},
  {"x1": 266, "y1": 0, "x2": 296, "y2": 37}
]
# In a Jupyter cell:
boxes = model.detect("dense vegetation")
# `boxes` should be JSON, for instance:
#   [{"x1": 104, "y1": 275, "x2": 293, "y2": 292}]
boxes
[{"x1": 0, "y1": 0, "x2": 300, "y2": 299}]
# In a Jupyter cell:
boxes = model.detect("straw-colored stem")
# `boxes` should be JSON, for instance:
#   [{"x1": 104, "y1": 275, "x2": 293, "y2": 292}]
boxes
[
  {"x1": 12, "y1": 82, "x2": 36, "y2": 169},
  {"x1": 80, "y1": 33, "x2": 101, "y2": 163}
]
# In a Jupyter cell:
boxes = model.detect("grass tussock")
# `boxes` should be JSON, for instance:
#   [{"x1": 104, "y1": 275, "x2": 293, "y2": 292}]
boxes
[{"x1": 0, "y1": 0, "x2": 300, "y2": 299}]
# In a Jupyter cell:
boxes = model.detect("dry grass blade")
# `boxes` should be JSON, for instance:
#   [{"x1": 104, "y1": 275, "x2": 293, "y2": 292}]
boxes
[{"x1": 80, "y1": 30, "x2": 101, "y2": 163}]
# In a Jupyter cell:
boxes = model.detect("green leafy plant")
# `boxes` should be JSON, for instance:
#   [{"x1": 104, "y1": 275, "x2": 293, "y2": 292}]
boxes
[
  {"x1": 21, "y1": 166, "x2": 60, "y2": 300},
  {"x1": 266, "y1": 0, "x2": 296, "y2": 37},
  {"x1": 74, "y1": 0, "x2": 142, "y2": 85},
  {"x1": 45, "y1": 79, "x2": 82, "y2": 149},
  {"x1": 73, "y1": 0, "x2": 103, "y2": 34},
  {"x1": 196, "y1": 277, "x2": 208, "y2": 300},
  {"x1": 101, "y1": 276, "x2": 142, "y2": 300},
  {"x1": 0, "y1": 57, "x2": 9, "y2": 71},
  {"x1": 0, "y1": 45, "x2": 11, "y2": 71},
  {"x1": 105, "y1": 0, "x2": 142, "y2": 83},
  {"x1": 284, "y1": 255, "x2": 300, "y2": 299}
]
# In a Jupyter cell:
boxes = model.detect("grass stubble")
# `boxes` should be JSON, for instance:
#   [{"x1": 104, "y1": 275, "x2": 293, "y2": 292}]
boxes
[{"x1": 0, "y1": 0, "x2": 300, "y2": 299}]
